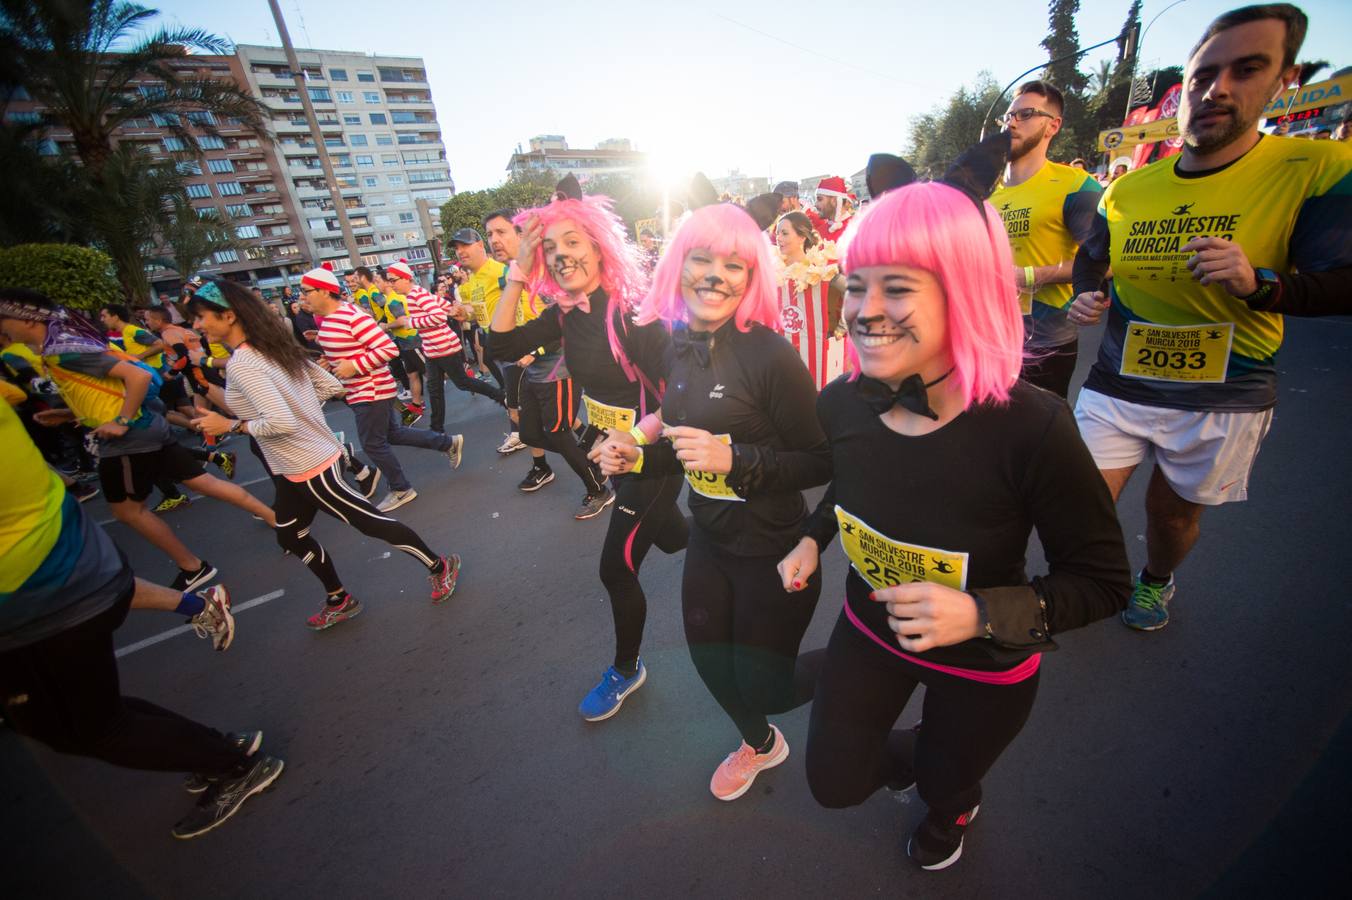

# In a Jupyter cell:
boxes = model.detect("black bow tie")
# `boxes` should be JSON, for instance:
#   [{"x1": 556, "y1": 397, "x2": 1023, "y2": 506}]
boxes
[
  {"x1": 855, "y1": 369, "x2": 954, "y2": 420},
  {"x1": 672, "y1": 327, "x2": 713, "y2": 368}
]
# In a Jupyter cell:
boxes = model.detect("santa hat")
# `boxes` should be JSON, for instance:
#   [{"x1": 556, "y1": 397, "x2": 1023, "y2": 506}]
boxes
[
  {"x1": 815, "y1": 176, "x2": 852, "y2": 226},
  {"x1": 301, "y1": 266, "x2": 341, "y2": 294},
  {"x1": 320, "y1": 261, "x2": 334, "y2": 271},
  {"x1": 386, "y1": 260, "x2": 414, "y2": 281}
]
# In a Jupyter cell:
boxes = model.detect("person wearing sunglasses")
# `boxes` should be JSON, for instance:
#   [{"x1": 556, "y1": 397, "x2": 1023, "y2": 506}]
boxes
[
  {"x1": 593, "y1": 202, "x2": 831, "y2": 800},
  {"x1": 185, "y1": 280, "x2": 462, "y2": 631}
]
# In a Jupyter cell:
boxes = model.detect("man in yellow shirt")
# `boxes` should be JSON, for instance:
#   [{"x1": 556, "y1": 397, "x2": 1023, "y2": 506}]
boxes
[{"x1": 100, "y1": 303, "x2": 164, "y2": 370}]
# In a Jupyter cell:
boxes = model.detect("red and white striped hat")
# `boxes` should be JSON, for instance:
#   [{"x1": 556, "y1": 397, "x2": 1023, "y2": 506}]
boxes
[
  {"x1": 386, "y1": 260, "x2": 414, "y2": 281},
  {"x1": 815, "y1": 176, "x2": 849, "y2": 198},
  {"x1": 301, "y1": 266, "x2": 341, "y2": 294}
]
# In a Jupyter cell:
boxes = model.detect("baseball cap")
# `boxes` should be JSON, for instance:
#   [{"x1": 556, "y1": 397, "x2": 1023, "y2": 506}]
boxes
[{"x1": 449, "y1": 228, "x2": 483, "y2": 245}]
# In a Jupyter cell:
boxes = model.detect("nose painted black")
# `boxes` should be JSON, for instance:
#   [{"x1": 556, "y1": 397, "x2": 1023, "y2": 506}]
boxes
[{"x1": 704, "y1": 275, "x2": 724, "y2": 287}]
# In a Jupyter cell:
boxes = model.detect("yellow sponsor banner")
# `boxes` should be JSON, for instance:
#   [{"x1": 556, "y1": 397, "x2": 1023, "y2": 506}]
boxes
[{"x1": 1099, "y1": 117, "x2": 1180, "y2": 152}]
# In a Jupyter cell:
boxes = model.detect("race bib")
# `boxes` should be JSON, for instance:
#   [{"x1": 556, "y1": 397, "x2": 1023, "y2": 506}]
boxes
[
  {"x1": 1018, "y1": 289, "x2": 1034, "y2": 316},
  {"x1": 683, "y1": 434, "x2": 744, "y2": 502},
  {"x1": 1120, "y1": 321, "x2": 1233, "y2": 383},
  {"x1": 835, "y1": 506, "x2": 967, "y2": 591},
  {"x1": 582, "y1": 394, "x2": 636, "y2": 432}
]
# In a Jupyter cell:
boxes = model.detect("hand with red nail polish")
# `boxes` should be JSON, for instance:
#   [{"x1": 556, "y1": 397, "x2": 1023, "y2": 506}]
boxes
[{"x1": 777, "y1": 537, "x2": 819, "y2": 593}]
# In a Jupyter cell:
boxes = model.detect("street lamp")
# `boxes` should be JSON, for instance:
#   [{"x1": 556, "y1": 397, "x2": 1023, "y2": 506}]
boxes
[{"x1": 1123, "y1": 0, "x2": 1192, "y2": 120}]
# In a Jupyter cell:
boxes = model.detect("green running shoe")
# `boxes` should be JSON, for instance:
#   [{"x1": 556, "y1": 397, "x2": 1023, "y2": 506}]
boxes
[{"x1": 1122, "y1": 571, "x2": 1174, "y2": 631}]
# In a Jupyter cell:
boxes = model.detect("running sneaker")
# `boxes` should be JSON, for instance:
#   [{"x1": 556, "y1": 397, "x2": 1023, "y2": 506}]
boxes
[
  {"x1": 155, "y1": 494, "x2": 191, "y2": 514},
  {"x1": 200, "y1": 432, "x2": 221, "y2": 450},
  {"x1": 710, "y1": 725, "x2": 790, "y2": 801},
  {"x1": 171, "y1": 561, "x2": 218, "y2": 593},
  {"x1": 1121, "y1": 571, "x2": 1175, "y2": 631},
  {"x1": 579, "y1": 661, "x2": 647, "y2": 722},
  {"x1": 401, "y1": 402, "x2": 424, "y2": 426},
  {"x1": 171, "y1": 755, "x2": 284, "y2": 840},
  {"x1": 356, "y1": 465, "x2": 382, "y2": 500},
  {"x1": 396, "y1": 388, "x2": 413, "y2": 402},
  {"x1": 376, "y1": 488, "x2": 416, "y2": 512},
  {"x1": 190, "y1": 585, "x2": 235, "y2": 652},
  {"x1": 446, "y1": 433, "x2": 464, "y2": 470},
  {"x1": 907, "y1": 805, "x2": 980, "y2": 871},
  {"x1": 184, "y1": 730, "x2": 263, "y2": 793},
  {"x1": 519, "y1": 466, "x2": 555, "y2": 493},
  {"x1": 574, "y1": 485, "x2": 616, "y2": 520},
  {"x1": 211, "y1": 450, "x2": 237, "y2": 480},
  {"x1": 429, "y1": 553, "x2": 461, "y2": 604},
  {"x1": 68, "y1": 481, "x2": 100, "y2": 503},
  {"x1": 306, "y1": 594, "x2": 363, "y2": 631},
  {"x1": 496, "y1": 431, "x2": 526, "y2": 454}
]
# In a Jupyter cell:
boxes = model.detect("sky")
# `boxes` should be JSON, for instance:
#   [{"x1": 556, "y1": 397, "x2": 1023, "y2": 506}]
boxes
[{"x1": 156, "y1": 0, "x2": 1352, "y2": 191}]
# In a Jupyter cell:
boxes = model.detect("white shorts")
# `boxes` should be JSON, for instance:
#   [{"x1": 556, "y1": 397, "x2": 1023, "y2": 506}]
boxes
[{"x1": 1073, "y1": 388, "x2": 1273, "y2": 506}]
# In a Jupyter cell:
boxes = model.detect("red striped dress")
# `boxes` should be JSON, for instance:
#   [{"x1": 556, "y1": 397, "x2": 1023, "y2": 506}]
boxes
[
  {"x1": 779, "y1": 279, "x2": 845, "y2": 391},
  {"x1": 403, "y1": 286, "x2": 463, "y2": 358},
  {"x1": 315, "y1": 303, "x2": 398, "y2": 404}
]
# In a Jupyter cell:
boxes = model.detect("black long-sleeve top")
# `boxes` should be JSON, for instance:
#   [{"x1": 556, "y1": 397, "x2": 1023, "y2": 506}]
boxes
[
  {"x1": 803, "y1": 378, "x2": 1131, "y2": 670},
  {"x1": 488, "y1": 288, "x2": 670, "y2": 415},
  {"x1": 638, "y1": 321, "x2": 832, "y2": 557}
]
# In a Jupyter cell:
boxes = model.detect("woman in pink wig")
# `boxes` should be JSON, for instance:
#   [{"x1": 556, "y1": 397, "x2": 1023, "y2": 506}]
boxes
[
  {"x1": 490, "y1": 176, "x2": 687, "y2": 723},
  {"x1": 594, "y1": 202, "x2": 830, "y2": 801},
  {"x1": 777, "y1": 143, "x2": 1129, "y2": 871}
]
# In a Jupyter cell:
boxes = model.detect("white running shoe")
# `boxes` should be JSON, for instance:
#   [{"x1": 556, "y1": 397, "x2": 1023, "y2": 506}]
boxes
[
  {"x1": 376, "y1": 488, "x2": 417, "y2": 512},
  {"x1": 496, "y1": 431, "x2": 526, "y2": 454},
  {"x1": 190, "y1": 585, "x2": 235, "y2": 652}
]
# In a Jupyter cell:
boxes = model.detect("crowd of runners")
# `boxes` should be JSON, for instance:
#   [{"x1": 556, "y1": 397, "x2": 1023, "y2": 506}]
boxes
[{"x1": 2, "y1": 1, "x2": 1349, "y2": 871}]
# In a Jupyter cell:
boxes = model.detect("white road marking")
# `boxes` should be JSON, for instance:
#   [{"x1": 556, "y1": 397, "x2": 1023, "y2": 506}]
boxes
[{"x1": 114, "y1": 589, "x2": 285, "y2": 658}]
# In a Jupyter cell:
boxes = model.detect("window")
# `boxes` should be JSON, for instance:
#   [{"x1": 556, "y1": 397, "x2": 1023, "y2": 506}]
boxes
[
  {"x1": 336, "y1": 175, "x2": 358, "y2": 187},
  {"x1": 372, "y1": 214, "x2": 392, "y2": 226},
  {"x1": 245, "y1": 246, "x2": 268, "y2": 260},
  {"x1": 375, "y1": 133, "x2": 393, "y2": 146},
  {"x1": 7, "y1": 110, "x2": 40, "y2": 124},
  {"x1": 332, "y1": 154, "x2": 351, "y2": 167},
  {"x1": 380, "y1": 233, "x2": 397, "y2": 243},
  {"x1": 390, "y1": 111, "x2": 418, "y2": 124},
  {"x1": 309, "y1": 218, "x2": 331, "y2": 232},
  {"x1": 151, "y1": 112, "x2": 180, "y2": 127},
  {"x1": 226, "y1": 203, "x2": 251, "y2": 217},
  {"x1": 307, "y1": 88, "x2": 331, "y2": 102},
  {"x1": 356, "y1": 71, "x2": 375, "y2": 82},
  {"x1": 402, "y1": 151, "x2": 438, "y2": 164},
  {"x1": 265, "y1": 224, "x2": 292, "y2": 236},
  {"x1": 350, "y1": 134, "x2": 368, "y2": 147},
  {"x1": 235, "y1": 225, "x2": 262, "y2": 238},
  {"x1": 207, "y1": 158, "x2": 235, "y2": 174},
  {"x1": 218, "y1": 182, "x2": 243, "y2": 196},
  {"x1": 363, "y1": 91, "x2": 381, "y2": 104},
  {"x1": 324, "y1": 137, "x2": 345, "y2": 147},
  {"x1": 349, "y1": 215, "x2": 369, "y2": 227},
  {"x1": 337, "y1": 91, "x2": 354, "y2": 104},
  {"x1": 363, "y1": 176, "x2": 379, "y2": 187},
  {"x1": 355, "y1": 155, "x2": 374, "y2": 167},
  {"x1": 387, "y1": 175, "x2": 405, "y2": 186},
  {"x1": 196, "y1": 207, "x2": 217, "y2": 219},
  {"x1": 368, "y1": 113, "x2": 387, "y2": 124},
  {"x1": 380, "y1": 153, "x2": 398, "y2": 166},
  {"x1": 275, "y1": 244, "x2": 300, "y2": 257},
  {"x1": 162, "y1": 137, "x2": 186, "y2": 152},
  {"x1": 329, "y1": 68, "x2": 348, "y2": 81},
  {"x1": 367, "y1": 195, "x2": 387, "y2": 207},
  {"x1": 409, "y1": 170, "x2": 447, "y2": 183},
  {"x1": 212, "y1": 249, "x2": 239, "y2": 264},
  {"x1": 343, "y1": 114, "x2": 361, "y2": 125},
  {"x1": 398, "y1": 212, "x2": 416, "y2": 224},
  {"x1": 185, "y1": 183, "x2": 211, "y2": 199},
  {"x1": 254, "y1": 203, "x2": 284, "y2": 215},
  {"x1": 199, "y1": 136, "x2": 225, "y2": 150},
  {"x1": 175, "y1": 160, "x2": 201, "y2": 175},
  {"x1": 138, "y1": 84, "x2": 167, "y2": 100},
  {"x1": 407, "y1": 247, "x2": 431, "y2": 261},
  {"x1": 186, "y1": 111, "x2": 216, "y2": 126}
]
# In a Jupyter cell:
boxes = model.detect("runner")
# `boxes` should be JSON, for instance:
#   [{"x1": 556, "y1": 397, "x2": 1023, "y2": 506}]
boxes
[
  {"x1": 185, "y1": 280, "x2": 462, "y2": 630},
  {"x1": 387, "y1": 260, "x2": 504, "y2": 434},
  {"x1": 1067, "y1": 3, "x2": 1352, "y2": 631},
  {"x1": 0, "y1": 399, "x2": 282, "y2": 840},
  {"x1": 775, "y1": 211, "x2": 847, "y2": 390},
  {"x1": 303, "y1": 265, "x2": 464, "y2": 513},
  {"x1": 365, "y1": 266, "x2": 426, "y2": 420},
  {"x1": 489, "y1": 176, "x2": 687, "y2": 721},
  {"x1": 100, "y1": 304, "x2": 164, "y2": 369},
  {"x1": 351, "y1": 268, "x2": 411, "y2": 401},
  {"x1": 594, "y1": 202, "x2": 830, "y2": 799},
  {"x1": 0, "y1": 288, "x2": 277, "y2": 591},
  {"x1": 990, "y1": 80, "x2": 1103, "y2": 398},
  {"x1": 779, "y1": 144, "x2": 1130, "y2": 870}
]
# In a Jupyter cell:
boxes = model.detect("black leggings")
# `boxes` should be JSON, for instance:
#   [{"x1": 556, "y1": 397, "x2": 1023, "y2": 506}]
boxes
[
  {"x1": 519, "y1": 378, "x2": 603, "y2": 494},
  {"x1": 424, "y1": 350, "x2": 504, "y2": 433},
  {"x1": 0, "y1": 577, "x2": 245, "y2": 775},
  {"x1": 598, "y1": 473, "x2": 688, "y2": 670},
  {"x1": 806, "y1": 610, "x2": 1040, "y2": 818},
  {"x1": 272, "y1": 457, "x2": 439, "y2": 596},
  {"x1": 1021, "y1": 341, "x2": 1078, "y2": 399},
  {"x1": 682, "y1": 533, "x2": 823, "y2": 746}
]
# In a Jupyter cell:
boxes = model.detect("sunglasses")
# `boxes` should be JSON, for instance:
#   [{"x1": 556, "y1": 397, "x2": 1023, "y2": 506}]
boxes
[{"x1": 998, "y1": 108, "x2": 1059, "y2": 126}]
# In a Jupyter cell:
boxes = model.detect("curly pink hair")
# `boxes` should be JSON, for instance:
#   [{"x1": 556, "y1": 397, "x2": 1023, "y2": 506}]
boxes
[{"x1": 637, "y1": 204, "x2": 781, "y2": 333}]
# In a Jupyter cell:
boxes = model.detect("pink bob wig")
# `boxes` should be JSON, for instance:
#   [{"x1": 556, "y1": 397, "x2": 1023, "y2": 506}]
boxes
[
  {"x1": 513, "y1": 194, "x2": 648, "y2": 374},
  {"x1": 638, "y1": 203, "x2": 781, "y2": 332},
  {"x1": 841, "y1": 181, "x2": 1023, "y2": 409}
]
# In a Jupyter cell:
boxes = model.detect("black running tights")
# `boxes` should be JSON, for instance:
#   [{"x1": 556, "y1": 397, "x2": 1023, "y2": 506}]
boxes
[
  {"x1": 806, "y1": 611, "x2": 1040, "y2": 818},
  {"x1": 598, "y1": 472, "x2": 688, "y2": 671},
  {"x1": 272, "y1": 458, "x2": 439, "y2": 595},
  {"x1": 682, "y1": 532, "x2": 823, "y2": 746}
]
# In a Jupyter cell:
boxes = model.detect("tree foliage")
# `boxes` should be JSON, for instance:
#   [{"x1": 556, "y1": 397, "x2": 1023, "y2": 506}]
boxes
[
  {"x1": 905, "y1": 73, "x2": 1004, "y2": 178},
  {"x1": 439, "y1": 168, "x2": 557, "y2": 239},
  {"x1": 153, "y1": 194, "x2": 241, "y2": 281},
  {"x1": 0, "y1": 243, "x2": 122, "y2": 312}
]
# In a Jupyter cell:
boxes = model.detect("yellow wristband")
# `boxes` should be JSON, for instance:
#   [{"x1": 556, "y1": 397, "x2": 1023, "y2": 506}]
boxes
[
  {"x1": 204, "y1": 357, "x2": 212, "y2": 369},
  {"x1": 628, "y1": 425, "x2": 649, "y2": 446},
  {"x1": 630, "y1": 448, "x2": 644, "y2": 473},
  {"x1": 1023, "y1": 266, "x2": 1036, "y2": 290}
]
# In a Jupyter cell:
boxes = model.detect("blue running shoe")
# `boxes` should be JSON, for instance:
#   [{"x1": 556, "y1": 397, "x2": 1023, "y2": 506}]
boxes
[
  {"x1": 579, "y1": 661, "x2": 647, "y2": 722},
  {"x1": 1121, "y1": 571, "x2": 1175, "y2": 631}
]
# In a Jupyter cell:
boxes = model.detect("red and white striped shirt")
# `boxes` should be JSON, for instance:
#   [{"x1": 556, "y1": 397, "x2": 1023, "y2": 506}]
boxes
[
  {"x1": 315, "y1": 303, "x2": 398, "y2": 404},
  {"x1": 404, "y1": 286, "x2": 462, "y2": 358}
]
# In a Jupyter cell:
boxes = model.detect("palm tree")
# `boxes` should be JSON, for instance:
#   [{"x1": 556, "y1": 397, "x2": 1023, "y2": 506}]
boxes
[
  {"x1": 154, "y1": 194, "x2": 243, "y2": 284},
  {"x1": 1092, "y1": 59, "x2": 1115, "y2": 95},
  {"x1": 80, "y1": 144, "x2": 184, "y2": 302}
]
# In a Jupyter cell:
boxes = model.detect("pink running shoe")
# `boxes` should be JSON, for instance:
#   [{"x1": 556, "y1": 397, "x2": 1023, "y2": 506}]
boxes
[
  {"x1": 429, "y1": 554, "x2": 461, "y2": 604},
  {"x1": 710, "y1": 724, "x2": 789, "y2": 801},
  {"x1": 306, "y1": 594, "x2": 363, "y2": 631}
]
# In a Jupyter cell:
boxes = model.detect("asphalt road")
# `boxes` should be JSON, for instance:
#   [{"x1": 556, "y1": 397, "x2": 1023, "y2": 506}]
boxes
[{"x1": 3, "y1": 317, "x2": 1351, "y2": 898}]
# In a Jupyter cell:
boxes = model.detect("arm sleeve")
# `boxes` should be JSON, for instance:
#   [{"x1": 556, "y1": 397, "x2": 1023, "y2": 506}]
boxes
[
  {"x1": 349, "y1": 316, "x2": 399, "y2": 374},
  {"x1": 1071, "y1": 194, "x2": 1113, "y2": 297},
  {"x1": 1246, "y1": 267, "x2": 1352, "y2": 317},
  {"x1": 802, "y1": 480, "x2": 839, "y2": 552},
  {"x1": 229, "y1": 359, "x2": 303, "y2": 438},
  {"x1": 404, "y1": 295, "x2": 451, "y2": 330},
  {"x1": 974, "y1": 403, "x2": 1131, "y2": 647},
  {"x1": 1062, "y1": 177, "x2": 1104, "y2": 245},
  {"x1": 488, "y1": 309, "x2": 562, "y2": 360},
  {"x1": 634, "y1": 439, "x2": 684, "y2": 477},
  {"x1": 727, "y1": 340, "x2": 832, "y2": 496},
  {"x1": 1261, "y1": 175, "x2": 1352, "y2": 316},
  {"x1": 306, "y1": 361, "x2": 346, "y2": 402}
]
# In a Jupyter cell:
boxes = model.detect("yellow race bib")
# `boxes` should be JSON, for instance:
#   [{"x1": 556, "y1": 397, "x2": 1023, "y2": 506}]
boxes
[
  {"x1": 1120, "y1": 321, "x2": 1233, "y2": 383},
  {"x1": 582, "y1": 394, "x2": 636, "y2": 433},
  {"x1": 683, "y1": 434, "x2": 744, "y2": 502},
  {"x1": 835, "y1": 506, "x2": 967, "y2": 591}
]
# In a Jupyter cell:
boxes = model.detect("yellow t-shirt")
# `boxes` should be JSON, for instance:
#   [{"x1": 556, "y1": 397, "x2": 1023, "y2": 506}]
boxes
[
  {"x1": 120, "y1": 323, "x2": 164, "y2": 370},
  {"x1": 0, "y1": 400, "x2": 65, "y2": 591},
  {"x1": 461, "y1": 259, "x2": 510, "y2": 329}
]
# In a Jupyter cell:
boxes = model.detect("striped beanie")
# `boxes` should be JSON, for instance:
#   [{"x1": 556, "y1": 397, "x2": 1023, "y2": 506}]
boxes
[
  {"x1": 301, "y1": 266, "x2": 341, "y2": 294},
  {"x1": 385, "y1": 260, "x2": 414, "y2": 281}
]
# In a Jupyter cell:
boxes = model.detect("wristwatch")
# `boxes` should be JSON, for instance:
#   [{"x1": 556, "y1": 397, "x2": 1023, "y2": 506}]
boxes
[
  {"x1": 1243, "y1": 267, "x2": 1281, "y2": 307},
  {"x1": 228, "y1": 419, "x2": 245, "y2": 434},
  {"x1": 113, "y1": 415, "x2": 133, "y2": 427}
]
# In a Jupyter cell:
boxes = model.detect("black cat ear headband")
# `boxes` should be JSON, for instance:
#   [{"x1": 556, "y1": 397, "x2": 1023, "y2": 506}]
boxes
[{"x1": 865, "y1": 130, "x2": 1011, "y2": 215}]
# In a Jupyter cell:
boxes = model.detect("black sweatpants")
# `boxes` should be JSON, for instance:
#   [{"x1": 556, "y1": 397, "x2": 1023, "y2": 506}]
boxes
[
  {"x1": 0, "y1": 578, "x2": 245, "y2": 775},
  {"x1": 806, "y1": 610, "x2": 1040, "y2": 818},
  {"x1": 1021, "y1": 341, "x2": 1078, "y2": 399},
  {"x1": 424, "y1": 350, "x2": 504, "y2": 433},
  {"x1": 272, "y1": 457, "x2": 440, "y2": 596},
  {"x1": 598, "y1": 472, "x2": 688, "y2": 671},
  {"x1": 682, "y1": 532, "x2": 823, "y2": 746},
  {"x1": 518, "y1": 378, "x2": 603, "y2": 494}
]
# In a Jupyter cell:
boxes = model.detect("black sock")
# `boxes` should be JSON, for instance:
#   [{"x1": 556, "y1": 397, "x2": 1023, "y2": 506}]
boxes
[
  {"x1": 1141, "y1": 567, "x2": 1171, "y2": 586},
  {"x1": 326, "y1": 590, "x2": 348, "y2": 607},
  {"x1": 614, "y1": 659, "x2": 639, "y2": 679},
  {"x1": 429, "y1": 558, "x2": 446, "y2": 576},
  {"x1": 532, "y1": 459, "x2": 551, "y2": 473},
  {"x1": 755, "y1": 728, "x2": 776, "y2": 755}
]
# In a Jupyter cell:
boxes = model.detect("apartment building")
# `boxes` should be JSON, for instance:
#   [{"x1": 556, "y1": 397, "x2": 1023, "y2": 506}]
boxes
[
  {"x1": 234, "y1": 45, "x2": 454, "y2": 275},
  {"x1": 505, "y1": 135, "x2": 647, "y2": 183}
]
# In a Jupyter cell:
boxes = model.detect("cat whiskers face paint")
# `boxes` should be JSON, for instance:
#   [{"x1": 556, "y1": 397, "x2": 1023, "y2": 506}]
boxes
[
  {"x1": 542, "y1": 220, "x2": 601, "y2": 294},
  {"x1": 680, "y1": 248, "x2": 748, "y2": 331},
  {"x1": 844, "y1": 264, "x2": 952, "y2": 385}
]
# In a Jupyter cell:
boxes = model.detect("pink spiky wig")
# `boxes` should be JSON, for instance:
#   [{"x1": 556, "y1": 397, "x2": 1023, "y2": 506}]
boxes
[
  {"x1": 637, "y1": 203, "x2": 781, "y2": 333},
  {"x1": 840, "y1": 181, "x2": 1023, "y2": 409},
  {"x1": 513, "y1": 194, "x2": 648, "y2": 373}
]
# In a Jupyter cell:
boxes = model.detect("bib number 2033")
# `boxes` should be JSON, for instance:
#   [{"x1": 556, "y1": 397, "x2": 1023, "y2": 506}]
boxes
[{"x1": 1120, "y1": 321, "x2": 1233, "y2": 384}]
